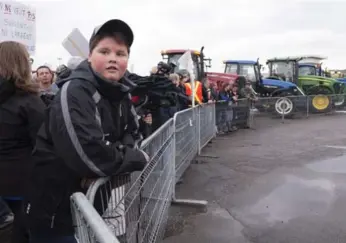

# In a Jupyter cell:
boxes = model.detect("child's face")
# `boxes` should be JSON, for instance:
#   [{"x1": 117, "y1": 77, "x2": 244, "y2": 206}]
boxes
[{"x1": 89, "y1": 37, "x2": 129, "y2": 82}]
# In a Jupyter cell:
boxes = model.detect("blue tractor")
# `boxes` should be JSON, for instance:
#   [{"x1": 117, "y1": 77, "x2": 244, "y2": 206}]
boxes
[{"x1": 223, "y1": 59, "x2": 305, "y2": 116}]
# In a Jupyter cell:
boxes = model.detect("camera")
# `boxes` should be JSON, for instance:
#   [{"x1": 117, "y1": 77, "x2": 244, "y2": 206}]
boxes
[{"x1": 156, "y1": 61, "x2": 172, "y2": 76}]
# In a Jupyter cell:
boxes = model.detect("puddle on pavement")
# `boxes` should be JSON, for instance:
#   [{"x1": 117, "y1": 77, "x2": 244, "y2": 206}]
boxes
[
  {"x1": 233, "y1": 174, "x2": 336, "y2": 227},
  {"x1": 306, "y1": 155, "x2": 346, "y2": 173}
]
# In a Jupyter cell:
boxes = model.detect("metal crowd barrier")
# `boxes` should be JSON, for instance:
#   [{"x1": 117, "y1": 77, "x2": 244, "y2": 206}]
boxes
[
  {"x1": 71, "y1": 93, "x2": 346, "y2": 243},
  {"x1": 71, "y1": 104, "x2": 215, "y2": 243},
  {"x1": 215, "y1": 99, "x2": 251, "y2": 133},
  {"x1": 198, "y1": 103, "x2": 217, "y2": 153},
  {"x1": 214, "y1": 94, "x2": 346, "y2": 129},
  {"x1": 71, "y1": 192, "x2": 120, "y2": 243},
  {"x1": 253, "y1": 94, "x2": 346, "y2": 122}
]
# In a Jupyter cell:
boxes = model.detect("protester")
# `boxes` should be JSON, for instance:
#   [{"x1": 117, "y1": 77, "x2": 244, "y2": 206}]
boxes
[
  {"x1": 240, "y1": 80, "x2": 258, "y2": 102},
  {"x1": 40, "y1": 57, "x2": 86, "y2": 107},
  {"x1": 36, "y1": 65, "x2": 58, "y2": 94},
  {"x1": 178, "y1": 69, "x2": 209, "y2": 105},
  {"x1": 218, "y1": 83, "x2": 231, "y2": 101},
  {"x1": 129, "y1": 71, "x2": 153, "y2": 139},
  {"x1": 176, "y1": 71, "x2": 189, "y2": 110},
  {"x1": 55, "y1": 57, "x2": 85, "y2": 81},
  {"x1": 230, "y1": 83, "x2": 239, "y2": 104},
  {"x1": 25, "y1": 19, "x2": 149, "y2": 243},
  {"x1": 169, "y1": 73, "x2": 180, "y2": 87},
  {"x1": 217, "y1": 83, "x2": 236, "y2": 133},
  {"x1": 126, "y1": 63, "x2": 189, "y2": 132},
  {"x1": 156, "y1": 61, "x2": 171, "y2": 77},
  {"x1": 209, "y1": 82, "x2": 218, "y2": 101},
  {"x1": 169, "y1": 73, "x2": 189, "y2": 113},
  {"x1": 67, "y1": 56, "x2": 85, "y2": 70},
  {"x1": 240, "y1": 80, "x2": 258, "y2": 111},
  {"x1": 0, "y1": 41, "x2": 45, "y2": 243}
]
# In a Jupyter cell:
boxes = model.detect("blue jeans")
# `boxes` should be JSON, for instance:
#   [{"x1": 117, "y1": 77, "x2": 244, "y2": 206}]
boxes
[
  {"x1": 226, "y1": 107, "x2": 234, "y2": 129},
  {"x1": 30, "y1": 235, "x2": 77, "y2": 243}
]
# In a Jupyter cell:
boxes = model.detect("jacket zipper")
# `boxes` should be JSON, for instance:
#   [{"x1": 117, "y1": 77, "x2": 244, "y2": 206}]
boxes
[{"x1": 51, "y1": 214, "x2": 56, "y2": 228}]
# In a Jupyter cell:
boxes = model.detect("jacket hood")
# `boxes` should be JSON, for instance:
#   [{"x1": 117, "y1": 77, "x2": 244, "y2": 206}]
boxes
[
  {"x1": 0, "y1": 77, "x2": 16, "y2": 104},
  {"x1": 56, "y1": 60, "x2": 137, "y2": 101}
]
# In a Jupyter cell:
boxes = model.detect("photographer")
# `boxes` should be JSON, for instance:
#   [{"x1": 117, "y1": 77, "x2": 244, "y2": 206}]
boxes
[{"x1": 156, "y1": 61, "x2": 172, "y2": 77}]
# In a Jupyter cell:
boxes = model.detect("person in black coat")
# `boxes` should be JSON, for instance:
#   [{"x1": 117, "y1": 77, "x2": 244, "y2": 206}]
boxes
[
  {"x1": 25, "y1": 19, "x2": 149, "y2": 243},
  {"x1": 0, "y1": 41, "x2": 45, "y2": 243}
]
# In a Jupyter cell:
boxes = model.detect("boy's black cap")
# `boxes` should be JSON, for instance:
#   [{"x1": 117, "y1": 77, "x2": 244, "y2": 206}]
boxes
[{"x1": 89, "y1": 19, "x2": 134, "y2": 49}]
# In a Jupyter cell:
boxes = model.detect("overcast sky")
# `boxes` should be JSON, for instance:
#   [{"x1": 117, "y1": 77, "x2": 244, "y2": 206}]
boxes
[{"x1": 21, "y1": 0, "x2": 346, "y2": 74}]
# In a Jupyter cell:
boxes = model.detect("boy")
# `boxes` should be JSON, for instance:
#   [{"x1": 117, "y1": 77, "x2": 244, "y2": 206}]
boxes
[{"x1": 26, "y1": 19, "x2": 149, "y2": 243}]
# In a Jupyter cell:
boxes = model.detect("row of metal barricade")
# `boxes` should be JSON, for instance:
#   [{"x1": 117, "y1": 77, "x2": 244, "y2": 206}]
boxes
[
  {"x1": 70, "y1": 103, "x2": 220, "y2": 243},
  {"x1": 216, "y1": 94, "x2": 346, "y2": 128},
  {"x1": 70, "y1": 94, "x2": 345, "y2": 243}
]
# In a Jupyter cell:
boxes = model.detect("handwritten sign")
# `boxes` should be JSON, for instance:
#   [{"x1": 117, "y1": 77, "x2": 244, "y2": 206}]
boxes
[{"x1": 0, "y1": 1, "x2": 36, "y2": 55}]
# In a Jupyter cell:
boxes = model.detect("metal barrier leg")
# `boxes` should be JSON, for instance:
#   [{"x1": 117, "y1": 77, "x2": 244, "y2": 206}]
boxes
[
  {"x1": 171, "y1": 106, "x2": 209, "y2": 209},
  {"x1": 197, "y1": 106, "x2": 202, "y2": 155},
  {"x1": 171, "y1": 198, "x2": 208, "y2": 207}
]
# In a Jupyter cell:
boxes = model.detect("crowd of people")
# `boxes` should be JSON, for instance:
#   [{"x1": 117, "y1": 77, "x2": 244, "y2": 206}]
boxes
[{"x1": 0, "y1": 18, "x2": 257, "y2": 243}]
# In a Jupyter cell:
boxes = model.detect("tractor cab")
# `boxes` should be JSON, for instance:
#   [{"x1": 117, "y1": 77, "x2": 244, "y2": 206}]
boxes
[
  {"x1": 267, "y1": 56, "x2": 345, "y2": 111},
  {"x1": 223, "y1": 59, "x2": 260, "y2": 84},
  {"x1": 223, "y1": 59, "x2": 262, "y2": 95},
  {"x1": 161, "y1": 47, "x2": 238, "y2": 88},
  {"x1": 266, "y1": 57, "x2": 300, "y2": 83},
  {"x1": 298, "y1": 56, "x2": 326, "y2": 77},
  {"x1": 223, "y1": 58, "x2": 305, "y2": 116},
  {"x1": 161, "y1": 47, "x2": 211, "y2": 82},
  {"x1": 224, "y1": 59, "x2": 303, "y2": 97}
]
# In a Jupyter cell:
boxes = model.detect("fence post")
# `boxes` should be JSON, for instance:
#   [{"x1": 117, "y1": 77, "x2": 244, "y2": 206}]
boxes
[
  {"x1": 197, "y1": 105, "x2": 201, "y2": 155},
  {"x1": 172, "y1": 115, "x2": 177, "y2": 200},
  {"x1": 306, "y1": 95, "x2": 309, "y2": 118},
  {"x1": 213, "y1": 102, "x2": 217, "y2": 137},
  {"x1": 281, "y1": 97, "x2": 285, "y2": 123},
  {"x1": 171, "y1": 106, "x2": 207, "y2": 208}
]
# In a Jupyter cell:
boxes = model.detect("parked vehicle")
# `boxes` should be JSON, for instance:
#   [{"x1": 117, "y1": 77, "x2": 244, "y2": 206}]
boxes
[
  {"x1": 161, "y1": 47, "x2": 238, "y2": 87},
  {"x1": 223, "y1": 59, "x2": 305, "y2": 116},
  {"x1": 298, "y1": 56, "x2": 346, "y2": 108},
  {"x1": 266, "y1": 56, "x2": 345, "y2": 113}
]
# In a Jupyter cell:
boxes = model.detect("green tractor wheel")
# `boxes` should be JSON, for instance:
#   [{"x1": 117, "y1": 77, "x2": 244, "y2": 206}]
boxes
[{"x1": 308, "y1": 87, "x2": 332, "y2": 113}]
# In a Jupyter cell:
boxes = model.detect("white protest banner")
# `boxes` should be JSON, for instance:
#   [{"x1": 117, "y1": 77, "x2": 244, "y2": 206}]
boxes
[
  {"x1": 0, "y1": 1, "x2": 36, "y2": 55},
  {"x1": 62, "y1": 28, "x2": 89, "y2": 58}
]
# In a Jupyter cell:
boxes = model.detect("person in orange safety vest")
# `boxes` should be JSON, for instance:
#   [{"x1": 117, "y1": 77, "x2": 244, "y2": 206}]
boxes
[{"x1": 177, "y1": 69, "x2": 207, "y2": 105}]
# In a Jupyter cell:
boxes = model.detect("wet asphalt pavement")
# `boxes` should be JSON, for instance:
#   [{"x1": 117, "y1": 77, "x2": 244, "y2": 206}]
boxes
[{"x1": 163, "y1": 113, "x2": 346, "y2": 243}]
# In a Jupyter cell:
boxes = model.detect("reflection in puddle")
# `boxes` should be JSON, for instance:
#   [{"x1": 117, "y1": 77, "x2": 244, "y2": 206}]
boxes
[
  {"x1": 235, "y1": 175, "x2": 335, "y2": 226},
  {"x1": 306, "y1": 155, "x2": 346, "y2": 174}
]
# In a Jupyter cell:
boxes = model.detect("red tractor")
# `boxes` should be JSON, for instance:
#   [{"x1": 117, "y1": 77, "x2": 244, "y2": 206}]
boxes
[{"x1": 161, "y1": 46, "x2": 238, "y2": 90}]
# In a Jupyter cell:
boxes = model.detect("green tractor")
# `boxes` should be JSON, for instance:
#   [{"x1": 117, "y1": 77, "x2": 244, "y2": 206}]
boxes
[
  {"x1": 298, "y1": 56, "x2": 346, "y2": 107},
  {"x1": 267, "y1": 56, "x2": 346, "y2": 113}
]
